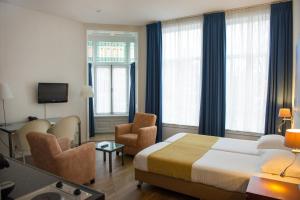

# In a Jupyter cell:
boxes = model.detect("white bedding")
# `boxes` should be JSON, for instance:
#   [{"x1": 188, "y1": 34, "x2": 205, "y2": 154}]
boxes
[
  {"x1": 165, "y1": 133, "x2": 261, "y2": 155},
  {"x1": 212, "y1": 137, "x2": 260, "y2": 155},
  {"x1": 134, "y1": 140, "x2": 300, "y2": 193},
  {"x1": 134, "y1": 142, "x2": 259, "y2": 192},
  {"x1": 164, "y1": 132, "x2": 187, "y2": 143},
  {"x1": 191, "y1": 150, "x2": 259, "y2": 192}
]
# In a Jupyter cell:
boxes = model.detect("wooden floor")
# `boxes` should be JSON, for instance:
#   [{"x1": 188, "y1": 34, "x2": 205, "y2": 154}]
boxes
[{"x1": 89, "y1": 133, "x2": 196, "y2": 200}]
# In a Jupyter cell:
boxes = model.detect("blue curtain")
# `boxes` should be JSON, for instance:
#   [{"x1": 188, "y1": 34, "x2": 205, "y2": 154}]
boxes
[
  {"x1": 265, "y1": 2, "x2": 293, "y2": 135},
  {"x1": 128, "y1": 62, "x2": 136, "y2": 123},
  {"x1": 88, "y1": 63, "x2": 95, "y2": 137},
  {"x1": 145, "y1": 22, "x2": 163, "y2": 142},
  {"x1": 199, "y1": 12, "x2": 226, "y2": 137}
]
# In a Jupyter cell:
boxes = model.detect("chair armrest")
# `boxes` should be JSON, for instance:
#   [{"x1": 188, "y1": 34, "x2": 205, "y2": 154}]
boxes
[
  {"x1": 115, "y1": 123, "x2": 133, "y2": 138},
  {"x1": 55, "y1": 142, "x2": 96, "y2": 184},
  {"x1": 57, "y1": 137, "x2": 71, "y2": 152},
  {"x1": 137, "y1": 126, "x2": 157, "y2": 148}
]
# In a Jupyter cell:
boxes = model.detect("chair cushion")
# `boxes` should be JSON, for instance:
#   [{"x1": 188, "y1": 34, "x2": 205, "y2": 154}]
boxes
[
  {"x1": 117, "y1": 133, "x2": 138, "y2": 147},
  {"x1": 132, "y1": 113, "x2": 156, "y2": 133}
]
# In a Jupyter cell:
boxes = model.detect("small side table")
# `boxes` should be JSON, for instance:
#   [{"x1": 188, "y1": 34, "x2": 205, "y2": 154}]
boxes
[
  {"x1": 246, "y1": 176, "x2": 300, "y2": 200},
  {"x1": 95, "y1": 141, "x2": 124, "y2": 173}
]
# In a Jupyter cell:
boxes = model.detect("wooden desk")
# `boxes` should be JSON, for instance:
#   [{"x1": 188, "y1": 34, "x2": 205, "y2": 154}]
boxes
[
  {"x1": 0, "y1": 118, "x2": 81, "y2": 158},
  {"x1": 246, "y1": 176, "x2": 300, "y2": 200}
]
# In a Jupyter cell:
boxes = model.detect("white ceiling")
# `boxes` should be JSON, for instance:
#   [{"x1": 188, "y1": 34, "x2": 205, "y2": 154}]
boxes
[{"x1": 1, "y1": 0, "x2": 276, "y2": 25}]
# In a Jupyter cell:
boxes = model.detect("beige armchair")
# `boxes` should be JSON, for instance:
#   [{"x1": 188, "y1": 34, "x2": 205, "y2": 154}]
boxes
[
  {"x1": 26, "y1": 132, "x2": 95, "y2": 185},
  {"x1": 13, "y1": 119, "x2": 51, "y2": 162},
  {"x1": 49, "y1": 116, "x2": 81, "y2": 146},
  {"x1": 115, "y1": 112, "x2": 157, "y2": 155}
]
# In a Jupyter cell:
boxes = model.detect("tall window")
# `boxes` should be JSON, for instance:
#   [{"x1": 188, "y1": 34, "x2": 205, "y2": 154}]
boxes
[
  {"x1": 88, "y1": 36, "x2": 136, "y2": 115},
  {"x1": 225, "y1": 6, "x2": 270, "y2": 133},
  {"x1": 162, "y1": 17, "x2": 203, "y2": 126}
]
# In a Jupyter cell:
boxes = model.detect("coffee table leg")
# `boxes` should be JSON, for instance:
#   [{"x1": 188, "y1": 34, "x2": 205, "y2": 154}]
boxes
[
  {"x1": 121, "y1": 147, "x2": 124, "y2": 166},
  {"x1": 109, "y1": 152, "x2": 112, "y2": 173},
  {"x1": 103, "y1": 151, "x2": 106, "y2": 162}
]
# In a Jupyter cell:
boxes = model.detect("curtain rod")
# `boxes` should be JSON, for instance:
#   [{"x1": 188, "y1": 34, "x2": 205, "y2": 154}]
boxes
[{"x1": 162, "y1": 0, "x2": 290, "y2": 22}]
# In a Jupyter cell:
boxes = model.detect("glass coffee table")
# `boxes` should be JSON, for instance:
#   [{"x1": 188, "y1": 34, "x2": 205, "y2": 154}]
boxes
[{"x1": 95, "y1": 141, "x2": 125, "y2": 173}]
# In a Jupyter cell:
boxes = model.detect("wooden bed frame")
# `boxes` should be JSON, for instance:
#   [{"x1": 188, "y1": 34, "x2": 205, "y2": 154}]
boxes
[{"x1": 135, "y1": 169, "x2": 246, "y2": 200}]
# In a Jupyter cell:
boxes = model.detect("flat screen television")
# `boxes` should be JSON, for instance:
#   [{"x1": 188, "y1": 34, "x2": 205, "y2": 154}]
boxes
[{"x1": 38, "y1": 83, "x2": 68, "y2": 103}]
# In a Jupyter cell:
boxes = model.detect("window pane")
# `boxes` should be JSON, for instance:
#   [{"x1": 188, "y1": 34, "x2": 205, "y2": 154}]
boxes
[
  {"x1": 129, "y1": 42, "x2": 135, "y2": 63},
  {"x1": 96, "y1": 42, "x2": 126, "y2": 63},
  {"x1": 162, "y1": 17, "x2": 203, "y2": 126},
  {"x1": 225, "y1": 6, "x2": 270, "y2": 133},
  {"x1": 95, "y1": 67, "x2": 111, "y2": 114},
  {"x1": 87, "y1": 40, "x2": 93, "y2": 62},
  {"x1": 112, "y1": 67, "x2": 128, "y2": 113}
]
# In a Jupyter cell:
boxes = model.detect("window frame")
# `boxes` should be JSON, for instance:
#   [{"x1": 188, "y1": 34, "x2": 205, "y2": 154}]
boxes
[
  {"x1": 90, "y1": 37, "x2": 134, "y2": 116},
  {"x1": 94, "y1": 64, "x2": 130, "y2": 116}
]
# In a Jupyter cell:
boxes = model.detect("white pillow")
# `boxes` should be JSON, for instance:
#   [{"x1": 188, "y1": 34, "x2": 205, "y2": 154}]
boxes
[
  {"x1": 286, "y1": 153, "x2": 300, "y2": 178},
  {"x1": 260, "y1": 149, "x2": 295, "y2": 175},
  {"x1": 257, "y1": 134, "x2": 288, "y2": 150}
]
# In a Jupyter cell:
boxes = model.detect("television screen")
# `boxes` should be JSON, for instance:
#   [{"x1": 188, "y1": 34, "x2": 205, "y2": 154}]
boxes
[{"x1": 38, "y1": 83, "x2": 68, "y2": 103}]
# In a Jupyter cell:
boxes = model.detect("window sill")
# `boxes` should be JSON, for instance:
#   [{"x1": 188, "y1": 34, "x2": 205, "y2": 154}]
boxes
[
  {"x1": 162, "y1": 123, "x2": 198, "y2": 130},
  {"x1": 94, "y1": 114, "x2": 128, "y2": 118},
  {"x1": 225, "y1": 130, "x2": 263, "y2": 137},
  {"x1": 162, "y1": 123, "x2": 263, "y2": 137}
]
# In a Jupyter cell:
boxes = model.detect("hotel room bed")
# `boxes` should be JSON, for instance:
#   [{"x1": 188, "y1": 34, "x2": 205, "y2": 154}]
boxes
[{"x1": 133, "y1": 133, "x2": 300, "y2": 200}]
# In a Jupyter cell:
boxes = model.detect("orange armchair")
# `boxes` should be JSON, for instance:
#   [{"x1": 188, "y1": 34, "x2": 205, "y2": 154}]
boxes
[
  {"x1": 26, "y1": 132, "x2": 95, "y2": 185},
  {"x1": 115, "y1": 112, "x2": 157, "y2": 155}
]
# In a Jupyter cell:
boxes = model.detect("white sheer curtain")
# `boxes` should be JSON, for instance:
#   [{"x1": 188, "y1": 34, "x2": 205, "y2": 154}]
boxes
[
  {"x1": 112, "y1": 67, "x2": 128, "y2": 113},
  {"x1": 225, "y1": 6, "x2": 270, "y2": 133},
  {"x1": 95, "y1": 67, "x2": 111, "y2": 114},
  {"x1": 162, "y1": 17, "x2": 203, "y2": 126}
]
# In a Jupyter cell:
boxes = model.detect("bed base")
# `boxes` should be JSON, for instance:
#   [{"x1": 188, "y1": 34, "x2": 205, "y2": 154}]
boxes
[{"x1": 135, "y1": 169, "x2": 246, "y2": 200}]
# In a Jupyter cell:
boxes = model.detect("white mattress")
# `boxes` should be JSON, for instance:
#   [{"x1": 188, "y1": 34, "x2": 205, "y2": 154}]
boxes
[
  {"x1": 165, "y1": 133, "x2": 261, "y2": 155},
  {"x1": 134, "y1": 136, "x2": 300, "y2": 193}
]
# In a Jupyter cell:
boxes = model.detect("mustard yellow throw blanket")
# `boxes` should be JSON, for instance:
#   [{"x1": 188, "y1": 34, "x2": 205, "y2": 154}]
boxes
[{"x1": 148, "y1": 134, "x2": 218, "y2": 181}]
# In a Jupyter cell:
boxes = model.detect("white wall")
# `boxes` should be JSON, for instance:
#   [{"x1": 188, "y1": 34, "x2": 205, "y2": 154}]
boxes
[
  {"x1": 293, "y1": 0, "x2": 300, "y2": 127},
  {"x1": 0, "y1": 2, "x2": 87, "y2": 155}
]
